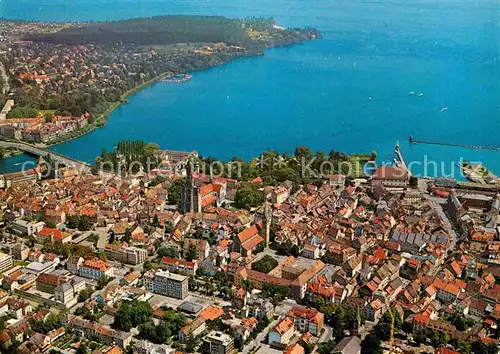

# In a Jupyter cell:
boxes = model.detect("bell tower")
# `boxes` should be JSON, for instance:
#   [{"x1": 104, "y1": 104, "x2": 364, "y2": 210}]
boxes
[{"x1": 260, "y1": 202, "x2": 272, "y2": 245}]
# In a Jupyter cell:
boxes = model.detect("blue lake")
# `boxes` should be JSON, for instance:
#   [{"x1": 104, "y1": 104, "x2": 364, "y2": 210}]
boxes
[{"x1": 0, "y1": 0, "x2": 499, "y2": 179}]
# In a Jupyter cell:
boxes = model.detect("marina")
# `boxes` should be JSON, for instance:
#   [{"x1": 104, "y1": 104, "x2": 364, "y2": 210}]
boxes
[
  {"x1": 158, "y1": 74, "x2": 193, "y2": 83},
  {"x1": 458, "y1": 161, "x2": 499, "y2": 186},
  {"x1": 394, "y1": 141, "x2": 412, "y2": 176}
]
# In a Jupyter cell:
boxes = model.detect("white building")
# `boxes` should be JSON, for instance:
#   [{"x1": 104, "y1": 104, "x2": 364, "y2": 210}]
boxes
[
  {"x1": 0, "y1": 252, "x2": 13, "y2": 272},
  {"x1": 145, "y1": 269, "x2": 188, "y2": 299},
  {"x1": 10, "y1": 219, "x2": 45, "y2": 236}
]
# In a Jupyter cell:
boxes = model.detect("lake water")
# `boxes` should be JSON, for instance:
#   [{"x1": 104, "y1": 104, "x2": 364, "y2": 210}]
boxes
[{"x1": 1, "y1": 0, "x2": 499, "y2": 179}]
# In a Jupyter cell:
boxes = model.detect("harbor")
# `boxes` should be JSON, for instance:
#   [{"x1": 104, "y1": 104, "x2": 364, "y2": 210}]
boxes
[
  {"x1": 158, "y1": 74, "x2": 193, "y2": 83},
  {"x1": 458, "y1": 161, "x2": 500, "y2": 186},
  {"x1": 394, "y1": 141, "x2": 412, "y2": 176},
  {"x1": 409, "y1": 135, "x2": 500, "y2": 151}
]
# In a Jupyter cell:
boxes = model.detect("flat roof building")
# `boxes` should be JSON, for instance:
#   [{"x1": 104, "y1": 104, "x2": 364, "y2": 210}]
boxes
[
  {"x1": 0, "y1": 252, "x2": 13, "y2": 273},
  {"x1": 202, "y1": 331, "x2": 234, "y2": 354}
]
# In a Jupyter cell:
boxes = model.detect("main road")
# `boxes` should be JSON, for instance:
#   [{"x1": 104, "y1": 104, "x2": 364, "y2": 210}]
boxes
[
  {"x1": 0, "y1": 140, "x2": 92, "y2": 172},
  {"x1": 417, "y1": 178, "x2": 459, "y2": 245}
]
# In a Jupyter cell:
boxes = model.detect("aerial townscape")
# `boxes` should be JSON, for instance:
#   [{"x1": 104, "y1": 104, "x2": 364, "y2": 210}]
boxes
[
  {"x1": 0, "y1": 140, "x2": 497, "y2": 354},
  {"x1": 0, "y1": 4, "x2": 496, "y2": 354}
]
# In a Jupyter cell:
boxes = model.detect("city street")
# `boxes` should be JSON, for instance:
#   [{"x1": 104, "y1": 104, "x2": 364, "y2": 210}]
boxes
[
  {"x1": 240, "y1": 317, "x2": 280, "y2": 354},
  {"x1": 417, "y1": 178, "x2": 459, "y2": 246}
]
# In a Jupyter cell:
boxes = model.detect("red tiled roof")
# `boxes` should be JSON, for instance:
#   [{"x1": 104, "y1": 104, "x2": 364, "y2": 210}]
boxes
[
  {"x1": 241, "y1": 235, "x2": 264, "y2": 251},
  {"x1": 284, "y1": 343, "x2": 305, "y2": 354},
  {"x1": 201, "y1": 195, "x2": 217, "y2": 207},
  {"x1": 199, "y1": 306, "x2": 224, "y2": 321},
  {"x1": 287, "y1": 307, "x2": 324, "y2": 324},
  {"x1": 238, "y1": 222, "x2": 262, "y2": 243},
  {"x1": 273, "y1": 317, "x2": 294, "y2": 335},
  {"x1": 37, "y1": 227, "x2": 63, "y2": 240},
  {"x1": 414, "y1": 313, "x2": 430, "y2": 326},
  {"x1": 162, "y1": 256, "x2": 196, "y2": 269},
  {"x1": 372, "y1": 166, "x2": 409, "y2": 181}
]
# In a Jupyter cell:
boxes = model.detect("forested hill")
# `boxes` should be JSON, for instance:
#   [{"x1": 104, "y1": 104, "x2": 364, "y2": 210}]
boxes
[{"x1": 23, "y1": 16, "x2": 319, "y2": 46}]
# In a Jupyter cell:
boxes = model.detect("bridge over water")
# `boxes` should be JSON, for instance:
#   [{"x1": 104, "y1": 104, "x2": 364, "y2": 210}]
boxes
[{"x1": 0, "y1": 141, "x2": 92, "y2": 172}]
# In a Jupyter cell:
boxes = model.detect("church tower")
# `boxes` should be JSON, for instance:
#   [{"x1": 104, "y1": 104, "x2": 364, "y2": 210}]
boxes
[
  {"x1": 179, "y1": 160, "x2": 200, "y2": 213},
  {"x1": 353, "y1": 306, "x2": 362, "y2": 336},
  {"x1": 260, "y1": 202, "x2": 272, "y2": 245}
]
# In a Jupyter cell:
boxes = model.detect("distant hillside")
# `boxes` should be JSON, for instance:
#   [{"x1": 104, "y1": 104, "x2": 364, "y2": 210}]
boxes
[{"x1": 23, "y1": 16, "x2": 268, "y2": 46}]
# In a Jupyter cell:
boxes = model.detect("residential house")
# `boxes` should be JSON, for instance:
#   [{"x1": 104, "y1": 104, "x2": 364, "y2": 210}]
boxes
[
  {"x1": 301, "y1": 244, "x2": 319, "y2": 260},
  {"x1": 66, "y1": 315, "x2": 132, "y2": 348},
  {"x1": 268, "y1": 317, "x2": 294, "y2": 345},
  {"x1": 364, "y1": 299, "x2": 384, "y2": 323},
  {"x1": 78, "y1": 258, "x2": 114, "y2": 280},
  {"x1": 232, "y1": 222, "x2": 265, "y2": 257},
  {"x1": 332, "y1": 336, "x2": 361, "y2": 354},
  {"x1": 286, "y1": 307, "x2": 324, "y2": 336},
  {"x1": 179, "y1": 316, "x2": 206, "y2": 341},
  {"x1": 161, "y1": 256, "x2": 198, "y2": 276}
]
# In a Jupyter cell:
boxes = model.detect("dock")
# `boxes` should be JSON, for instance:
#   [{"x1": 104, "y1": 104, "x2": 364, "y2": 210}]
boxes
[
  {"x1": 409, "y1": 135, "x2": 500, "y2": 151},
  {"x1": 458, "y1": 162, "x2": 499, "y2": 186},
  {"x1": 394, "y1": 141, "x2": 412, "y2": 176}
]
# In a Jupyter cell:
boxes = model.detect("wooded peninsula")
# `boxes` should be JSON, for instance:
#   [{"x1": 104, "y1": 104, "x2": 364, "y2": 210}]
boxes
[{"x1": 0, "y1": 16, "x2": 320, "y2": 144}]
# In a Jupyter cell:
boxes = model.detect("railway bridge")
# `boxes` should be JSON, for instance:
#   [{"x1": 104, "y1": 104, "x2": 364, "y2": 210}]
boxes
[{"x1": 0, "y1": 140, "x2": 92, "y2": 172}]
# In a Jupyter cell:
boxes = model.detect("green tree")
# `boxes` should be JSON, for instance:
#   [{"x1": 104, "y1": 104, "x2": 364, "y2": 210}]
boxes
[
  {"x1": 167, "y1": 178, "x2": 184, "y2": 205},
  {"x1": 66, "y1": 215, "x2": 80, "y2": 229},
  {"x1": 184, "y1": 244, "x2": 198, "y2": 261},
  {"x1": 44, "y1": 112, "x2": 54, "y2": 123},
  {"x1": 361, "y1": 334, "x2": 382, "y2": 354},
  {"x1": 251, "y1": 255, "x2": 278, "y2": 273},
  {"x1": 453, "y1": 314, "x2": 467, "y2": 331},
  {"x1": 123, "y1": 228, "x2": 132, "y2": 243},
  {"x1": 78, "y1": 216, "x2": 92, "y2": 231},
  {"x1": 413, "y1": 331, "x2": 427, "y2": 345},
  {"x1": 152, "y1": 214, "x2": 160, "y2": 227},
  {"x1": 294, "y1": 146, "x2": 313, "y2": 160},
  {"x1": 112, "y1": 300, "x2": 153, "y2": 331},
  {"x1": 234, "y1": 182, "x2": 264, "y2": 210},
  {"x1": 76, "y1": 343, "x2": 89, "y2": 354},
  {"x1": 157, "y1": 246, "x2": 178, "y2": 258},
  {"x1": 318, "y1": 340, "x2": 336, "y2": 354},
  {"x1": 97, "y1": 275, "x2": 110, "y2": 289},
  {"x1": 7, "y1": 106, "x2": 39, "y2": 118},
  {"x1": 143, "y1": 142, "x2": 159, "y2": 156},
  {"x1": 374, "y1": 322, "x2": 391, "y2": 341}
]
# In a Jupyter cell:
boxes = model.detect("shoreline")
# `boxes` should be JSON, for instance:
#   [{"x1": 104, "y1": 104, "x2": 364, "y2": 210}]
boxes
[
  {"x1": 21, "y1": 42, "x2": 309, "y2": 150},
  {"x1": 0, "y1": 40, "x2": 307, "y2": 162},
  {"x1": 0, "y1": 16, "x2": 321, "y2": 150}
]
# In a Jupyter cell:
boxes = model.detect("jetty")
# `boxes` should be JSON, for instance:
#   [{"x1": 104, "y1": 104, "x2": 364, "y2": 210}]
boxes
[
  {"x1": 409, "y1": 135, "x2": 500, "y2": 151},
  {"x1": 394, "y1": 141, "x2": 412, "y2": 176}
]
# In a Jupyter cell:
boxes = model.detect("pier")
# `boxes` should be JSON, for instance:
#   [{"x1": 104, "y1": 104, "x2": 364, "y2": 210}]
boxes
[
  {"x1": 394, "y1": 141, "x2": 412, "y2": 176},
  {"x1": 409, "y1": 135, "x2": 500, "y2": 151}
]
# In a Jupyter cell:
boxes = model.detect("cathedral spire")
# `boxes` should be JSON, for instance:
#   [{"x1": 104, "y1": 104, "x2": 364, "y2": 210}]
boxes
[{"x1": 260, "y1": 201, "x2": 272, "y2": 245}]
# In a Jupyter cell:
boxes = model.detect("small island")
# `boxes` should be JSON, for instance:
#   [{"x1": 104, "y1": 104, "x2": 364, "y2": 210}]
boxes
[{"x1": 0, "y1": 16, "x2": 320, "y2": 145}]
